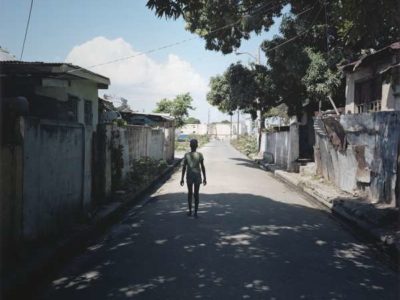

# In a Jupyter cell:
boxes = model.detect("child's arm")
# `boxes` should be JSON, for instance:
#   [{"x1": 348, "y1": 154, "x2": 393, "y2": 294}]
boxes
[
  {"x1": 200, "y1": 159, "x2": 207, "y2": 185},
  {"x1": 180, "y1": 156, "x2": 187, "y2": 186}
]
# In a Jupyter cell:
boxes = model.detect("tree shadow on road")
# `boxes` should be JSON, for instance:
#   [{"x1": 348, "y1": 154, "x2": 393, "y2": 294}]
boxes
[{"x1": 38, "y1": 193, "x2": 399, "y2": 300}]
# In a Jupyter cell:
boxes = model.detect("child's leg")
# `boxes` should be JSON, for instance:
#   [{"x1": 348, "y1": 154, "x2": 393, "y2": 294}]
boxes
[
  {"x1": 193, "y1": 183, "x2": 200, "y2": 216},
  {"x1": 187, "y1": 182, "x2": 193, "y2": 215}
]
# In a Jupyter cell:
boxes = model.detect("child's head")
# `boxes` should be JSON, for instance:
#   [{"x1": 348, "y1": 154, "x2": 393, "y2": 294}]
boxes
[{"x1": 190, "y1": 139, "x2": 198, "y2": 150}]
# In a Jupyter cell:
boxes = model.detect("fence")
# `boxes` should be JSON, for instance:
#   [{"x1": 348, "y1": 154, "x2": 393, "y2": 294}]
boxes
[
  {"x1": 314, "y1": 111, "x2": 400, "y2": 207},
  {"x1": 96, "y1": 124, "x2": 175, "y2": 199}
]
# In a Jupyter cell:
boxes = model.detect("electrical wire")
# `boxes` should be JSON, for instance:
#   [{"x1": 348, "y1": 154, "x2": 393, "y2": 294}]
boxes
[
  {"x1": 65, "y1": 1, "x2": 292, "y2": 74},
  {"x1": 263, "y1": 4, "x2": 324, "y2": 53},
  {"x1": 20, "y1": 0, "x2": 34, "y2": 60}
]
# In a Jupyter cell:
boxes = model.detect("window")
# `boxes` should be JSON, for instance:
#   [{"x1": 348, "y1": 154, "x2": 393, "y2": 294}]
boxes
[
  {"x1": 354, "y1": 76, "x2": 382, "y2": 113},
  {"x1": 84, "y1": 100, "x2": 93, "y2": 125}
]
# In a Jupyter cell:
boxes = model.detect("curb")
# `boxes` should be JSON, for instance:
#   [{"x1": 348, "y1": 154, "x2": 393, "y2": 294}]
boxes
[
  {"x1": 272, "y1": 169, "x2": 400, "y2": 262},
  {"x1": 3, "y1": 158, "x2": 182, "y2": 299}
]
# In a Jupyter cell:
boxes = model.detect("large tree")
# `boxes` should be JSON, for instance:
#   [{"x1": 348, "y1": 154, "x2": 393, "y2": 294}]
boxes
[
  {"x1": 146, "y1": 0, "x2": 399, "y2": 56},
  {"x1": 153, "y1": 93, "x2": 195, "y2": 127},
  {"x1": 147, "y1": 0, "x2": 399, "y2": 115}
]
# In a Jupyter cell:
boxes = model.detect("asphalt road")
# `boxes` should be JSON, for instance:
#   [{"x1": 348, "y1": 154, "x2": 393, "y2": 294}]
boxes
[{"x1": 39, "y1": 140, "x2": 399, "y2": 300}]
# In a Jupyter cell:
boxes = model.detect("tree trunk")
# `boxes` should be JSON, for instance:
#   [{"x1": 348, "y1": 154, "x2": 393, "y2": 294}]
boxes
[{"x1": 258, "y1": 114, "x2": 265, "y2": 153}]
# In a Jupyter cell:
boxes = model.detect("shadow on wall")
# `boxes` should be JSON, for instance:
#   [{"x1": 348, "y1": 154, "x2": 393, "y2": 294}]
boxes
[{"x1": 38, "y1": 193, "x2": 397, "y2": 300}]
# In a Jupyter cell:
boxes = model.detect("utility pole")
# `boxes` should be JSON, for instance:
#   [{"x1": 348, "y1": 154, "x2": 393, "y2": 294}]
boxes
[
  {"x1": 207, "y1": 108, "x2": 210, "y2": 135},
  {"x1": 230, "y1": 113, "x2": 233, "y2": 140},
  {"x1": 237, "y1": 109, "x2": 240, "y2": 138}
]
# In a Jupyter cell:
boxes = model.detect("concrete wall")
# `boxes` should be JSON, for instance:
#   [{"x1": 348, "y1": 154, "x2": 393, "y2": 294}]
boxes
[
  {"x1": 35, "y1": 79, "x2": 99, "y2": 128},
  {"x1": 0, "y1": 119, "x2": 24, "y2": 258},
  {"x1": 260, "y1": 122, "x2": 299, "y2": 171},
  {"x1": 22, "y1": 117, "x2": 90, "y2": 240},
  {"x1": 314, "y1": 112, "x2": 400, "y2": 207},
  {"x1": 345, "y1": 63, "x2": 400, "y2": 114},
  {"x1": 98, "y1": 124, "x2": 175, "y2": 197},
  {"x1": 180, "y1": 124, "x2": 208, "y2": 135}
]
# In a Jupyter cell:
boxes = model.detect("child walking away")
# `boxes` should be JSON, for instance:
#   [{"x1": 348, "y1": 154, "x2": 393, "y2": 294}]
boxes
[{"x1": 180, "y1": 139, "x2": 207, "y2": 218}]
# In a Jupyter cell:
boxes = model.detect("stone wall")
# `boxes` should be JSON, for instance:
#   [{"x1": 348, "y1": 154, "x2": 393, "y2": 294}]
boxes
[{"x1": 314, "y1": 111, "x2": 400, "y2": 207}]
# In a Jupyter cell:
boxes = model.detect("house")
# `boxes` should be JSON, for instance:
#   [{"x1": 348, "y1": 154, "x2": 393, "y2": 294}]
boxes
[
  {"x1": 1, "y1": 61, "x2": 110, "y2": 127},
  {"x1": 313, "y1": 43, "x2": 400, "y2": 206},
  {"x1": 1, "y1": 61, "x2": 110, "y2": 252},
  {"x1": 342, "y1": 41, "x2": 400, "y2": 114}
]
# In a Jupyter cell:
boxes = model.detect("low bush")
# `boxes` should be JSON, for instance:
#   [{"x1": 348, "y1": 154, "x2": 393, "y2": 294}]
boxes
[
  {"x1": 231, "y1": 135, "x2": 258, "y2": 158},
  {"x1": 129, "y1": 157, "x2": 168, "y2": 191}
]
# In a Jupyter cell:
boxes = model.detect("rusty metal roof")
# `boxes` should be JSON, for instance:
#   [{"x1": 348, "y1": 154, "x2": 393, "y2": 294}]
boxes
[
  {"x1": 0, "y1": 61, "x2": 110, "y2": 88},
  {"x1": 341, "y1": 41, "x2": 400, "y2": 73}
]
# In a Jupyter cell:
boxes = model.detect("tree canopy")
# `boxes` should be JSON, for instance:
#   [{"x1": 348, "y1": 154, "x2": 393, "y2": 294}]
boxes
[
  {"x1": 146, "y1": 0, "x2": 399, "y2": 56},
  {"x1": 184, "y1": 117, "x2": 201, "y2": 124},
  {"x1": 147, "y1": 0, "x2": 399, "y2": 115},
  {"x1": 153, "y1": 93, "x2": 195, "y2": 127},
  {"x1": 207, "y1": 62, "x2": 277, "y2": 125}
]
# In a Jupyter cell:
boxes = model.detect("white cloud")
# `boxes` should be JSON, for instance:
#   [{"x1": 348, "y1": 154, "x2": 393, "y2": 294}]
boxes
[{"x1": 65, "y1": 36, "x2": 216, "y2": 120}]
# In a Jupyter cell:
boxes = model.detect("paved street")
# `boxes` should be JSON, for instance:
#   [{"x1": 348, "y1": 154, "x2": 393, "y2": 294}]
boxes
[{"x1": 39, "y1": 141, "x2": 398, "y2": 300}]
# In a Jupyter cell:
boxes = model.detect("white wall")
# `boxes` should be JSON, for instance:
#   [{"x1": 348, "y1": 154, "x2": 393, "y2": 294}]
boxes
[{"x1": 180, "y1": 123, "x2": 208, "y2": 135}]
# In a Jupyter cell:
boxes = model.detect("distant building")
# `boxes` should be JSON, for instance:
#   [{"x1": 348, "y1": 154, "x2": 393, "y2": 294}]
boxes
[
  {"x1": 342, "y1": 41, "x2": 400, "y2": 114},
  {"x1": 180, "y1": 123, "x2": 208, "y2": 135}
]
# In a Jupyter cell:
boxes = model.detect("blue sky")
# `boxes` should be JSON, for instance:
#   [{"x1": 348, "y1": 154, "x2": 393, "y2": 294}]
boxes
[{"x1": 0, "y1": 0, "x2": 284, "y2": 122}]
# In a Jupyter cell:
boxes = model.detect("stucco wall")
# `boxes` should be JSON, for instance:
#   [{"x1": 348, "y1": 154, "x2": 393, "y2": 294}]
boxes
[
  {"x1": 0, "y1": 142, "x2": 23, "y2": 257},
  {"x1": 261, "y1": 123, "x2": 299, "y2": 171},
  {"x1": 98, "y1": 124, "x2": 175, "y2": 196},
  {"x1": 34, "y1": 79, "x2": 99, "y2": 128},
  {"x1": 314, "y1": 112, "x2": 400, "y2": 206},
  {"x1": 345, "y1": 63, "x2": 399, "y2": 113},
  {"x1": 22, "y1": 117, "x2": 89, "y2": 240}
]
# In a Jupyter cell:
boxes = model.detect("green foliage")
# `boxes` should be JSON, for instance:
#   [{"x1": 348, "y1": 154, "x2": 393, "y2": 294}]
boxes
[
  {"x1": 207, "y1": 75, "x2": 236, "y2": 114},
  {"x1": 264, "y1": 104, "x2": 289, "y2": 122},
  {"x1": 302, "y1": 48, "x2": 343, "y2": 104},
  {"x1": 175, "y1": 134, "x2": 210, "y2": 152},
  {"x1": 221, "y1": 120, "x2": 231, "y2": 124},
  {"x1": 184, "y1": 117, "x2": 201, "y2": 124},
  {"x1": 147, "y1": 0, "x2": 399, "y2": 115},
  {"x1": 153, "y1": 93, "x2": 195, "y2": 127},
  {"x1": 129, "y1": 157, "x2": 168, "y2": 189},
  {"x1": 207, "y1": 62, "x2": 277, "y2": 123},
  {"x1": 231, "y1": 135, "x2": 258, "y2": 158},
  {"x1": 146, "y1": 0, "x2": 399, "y2": 56}
]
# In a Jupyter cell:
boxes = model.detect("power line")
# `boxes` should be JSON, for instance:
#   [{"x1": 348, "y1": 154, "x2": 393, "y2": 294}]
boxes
[
  {"x1": 263, "y1": 4, "x2": 323, "y2": 53},
  {"x1": 65, "y1": 1, "x2": 287, "y2": 74},
  {"x1": 20, "y1": 0, "x2": 34, "y2": 60}
]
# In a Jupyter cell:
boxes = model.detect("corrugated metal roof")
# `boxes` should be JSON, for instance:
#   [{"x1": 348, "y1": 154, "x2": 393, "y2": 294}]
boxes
[
  {"x1": 0, "y1": 61, "x2": 110, "y2": 87},
  {"x1": 341, "y1": 41, "x2": 400, "y2": 73}
]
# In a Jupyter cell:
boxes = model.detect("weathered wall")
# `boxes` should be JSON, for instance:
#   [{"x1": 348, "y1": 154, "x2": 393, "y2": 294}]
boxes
[
  {"x1": 22, "y1": 117, "x2": 89, "y2": 240},
  {"x1": 35, "y1": 79, "x2": 99, "y2": 128},
  {"x1": 261, "y1": 122, "x2": 299, "y2": 171},
  {"x1": 314, "y1": 112, "x2": 400, "y2": 206},
  {"x1": 0, "y1": 136, "x2": 23, "y2": 258},
  {"x1": 98, "y1": 124, "x2": 175, "y2": 197},
  {"x1": 163, "y1": 127, "x2": 175, "y2": 162}
]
